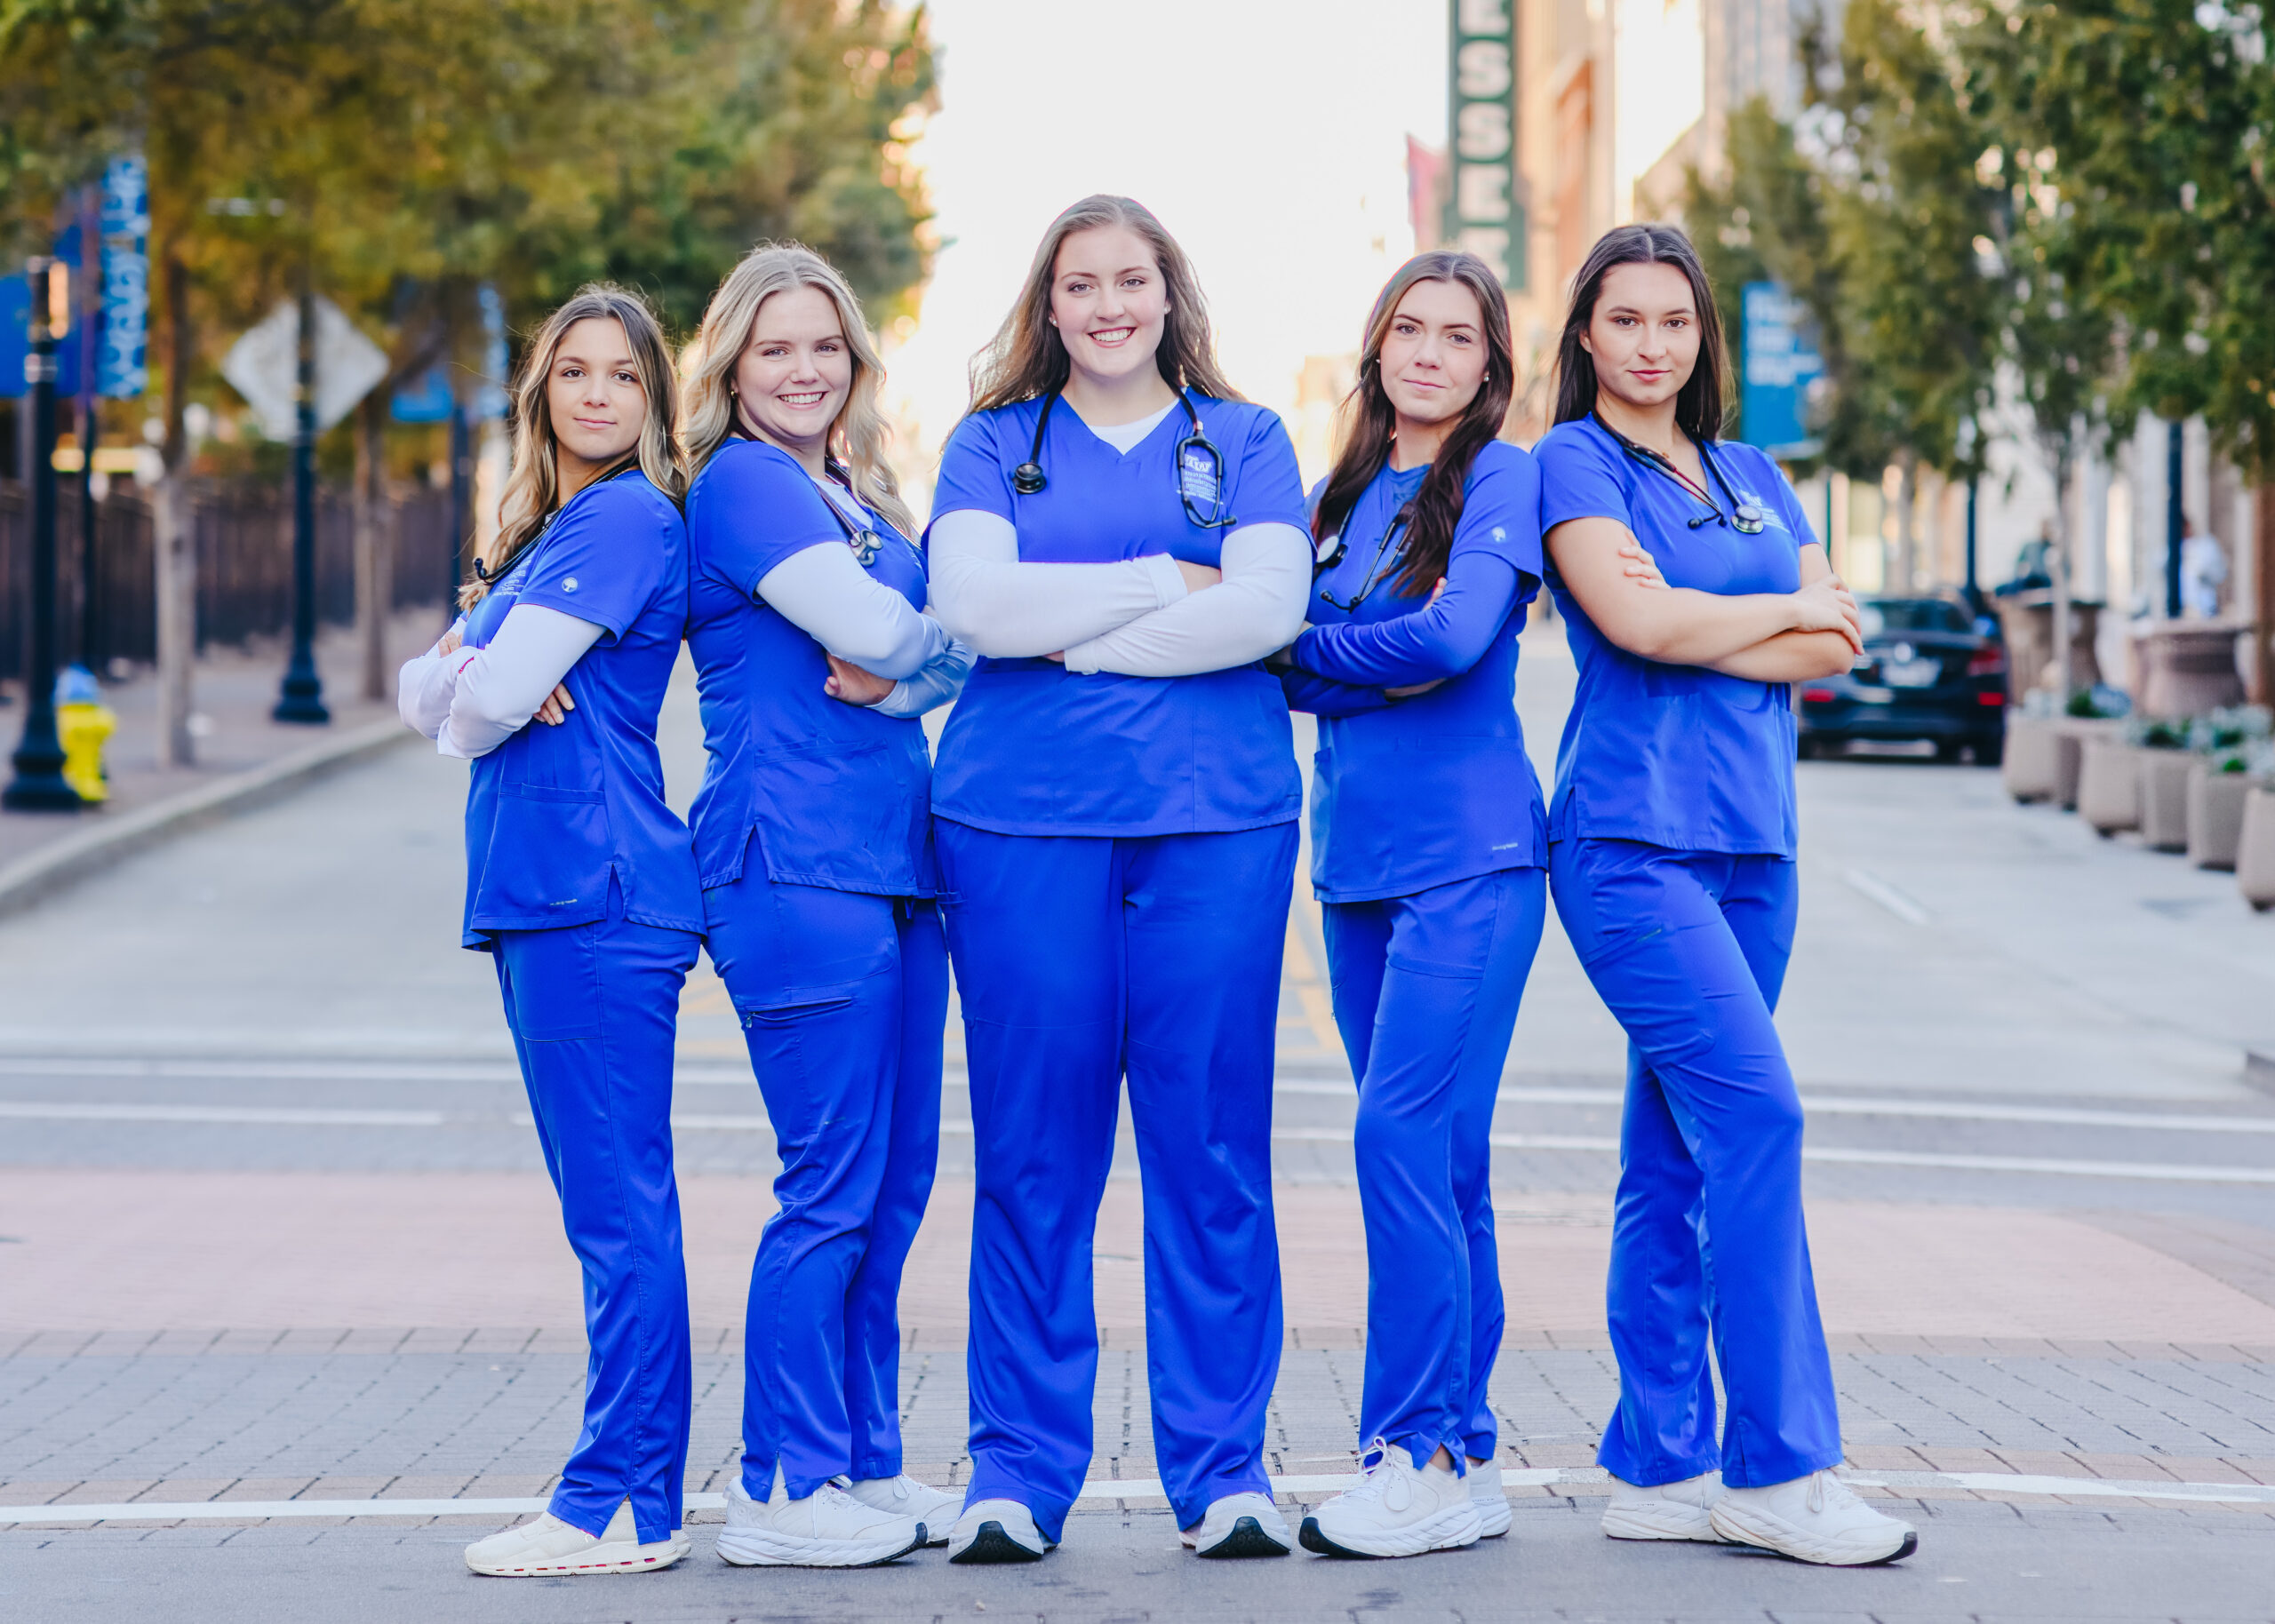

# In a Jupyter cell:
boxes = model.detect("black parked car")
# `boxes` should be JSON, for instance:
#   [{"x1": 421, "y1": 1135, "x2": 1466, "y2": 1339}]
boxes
[{"x1": 1797, "y1": 595, "x2": 2007, "y2": 763}]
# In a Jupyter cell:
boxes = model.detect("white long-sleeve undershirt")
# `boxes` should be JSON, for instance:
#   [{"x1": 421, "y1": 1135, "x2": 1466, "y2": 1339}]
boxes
[
  {"x1": 757, "y1": 539, "x2": 948, "y2": 681},
  {"x1": 874, "y1": 638, "x2": 977, "y2": 717},
  {"x1": 1059, "y1": 522, "x2": 1312, "y2": 678},
  {"x1": 396, "y1": 617, "x2": 470, "y2": 741},
  {"x1": 438, "y1": 604, "x2": 607, "y2": 760},
  {"x1": 928, "y1": 509, "x2": 1188, "y2": 658}
]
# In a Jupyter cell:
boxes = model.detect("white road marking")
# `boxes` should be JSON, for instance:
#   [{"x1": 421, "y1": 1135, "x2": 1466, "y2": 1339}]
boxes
[
  {"x1": 0, "y1": 1103, "x2": 446, "y2": 1127},
  {"x1": 10, "y1": 1469, "x2": 2269, "y2": 1523},
  {"x1": 1841, "y1": 866, "x2": 1931, "y2": 925}
]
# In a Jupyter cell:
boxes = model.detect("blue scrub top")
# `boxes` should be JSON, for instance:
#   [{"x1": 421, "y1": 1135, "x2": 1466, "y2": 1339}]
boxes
[
  {"x1": 926, "y1": 394, "x2": 1310, "y2": 837},
  {"x1": 457, "y1": 467, "x2": 701, "y2": 948},
  {"x1": 685, "y1": 437, "x2": 937, "y2": 897},
  {"x1": 1294, "y1": 442, "x2": 1547, "y2": 903},
  {"x1": 1536, "y1": 415, "x2": 1817, "y2": 858}
]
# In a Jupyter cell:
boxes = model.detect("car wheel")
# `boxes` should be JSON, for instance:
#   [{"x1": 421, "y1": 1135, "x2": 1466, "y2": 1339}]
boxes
[
  {"x1": 1798, "y1": 735, "x2": 1821, "y2": 760},
  {"x1": 1933, "y1": 739, "x2": 1963, "y2": 763},
  {"x1": 1971, "y1": 738, "x2": 2004, "y2": 767}
]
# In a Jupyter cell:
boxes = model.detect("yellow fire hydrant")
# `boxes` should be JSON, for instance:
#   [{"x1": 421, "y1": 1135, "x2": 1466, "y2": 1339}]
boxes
[{"x1": 55, "y1": 667, "x2": 116, "y2": 804}]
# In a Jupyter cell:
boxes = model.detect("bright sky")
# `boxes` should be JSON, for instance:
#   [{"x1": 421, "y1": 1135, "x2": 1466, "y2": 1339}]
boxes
[{"x1": 882, "y1": 0, "x2": 1449, "y2": 503}]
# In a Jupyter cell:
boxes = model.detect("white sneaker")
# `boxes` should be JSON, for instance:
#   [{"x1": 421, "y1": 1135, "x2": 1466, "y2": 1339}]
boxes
[
  {"x1": 1709, "y1": 1469, "x2": 1919, "y2": 1565},
  {"x1": 946, "y1": 1496, "x2": 1051, "y2": 1564},
  {"x1": 843, "y1": 1475, "x2": 961, "y2": 1547},
  {"x1": 1298, "y1": 1441, "x2": 1484, "y2": 1559},
  {"x1": 717, "y1": 1468, "x2": 926, "y2": 1567},
  {"x1": 1178, "y1": 1490, "x2": 1293, "y2": 1557},
  {"x1": 1466, "y1": 1458, "x2": 1511, "y2": 1539},
  {"x1": 464, "y1": 1499, "x2": 689, "y2": 1576},
  {"x1": 1600, "y1": 1470, "x2": 1726, "y2": 1542}
]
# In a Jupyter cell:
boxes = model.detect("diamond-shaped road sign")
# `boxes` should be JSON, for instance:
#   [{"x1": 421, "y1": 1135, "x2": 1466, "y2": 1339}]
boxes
[{"x1": 221, "y1": 297, "x2": 391, "y2": 441}]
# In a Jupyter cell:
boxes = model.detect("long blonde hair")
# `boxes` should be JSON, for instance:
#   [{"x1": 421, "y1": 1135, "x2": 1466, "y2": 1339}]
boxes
[
  {"x1": 680, "y1": 242, "x2": 916, "y2": 537},
  {"x1": 970, "y1": 195, "x2": 1242, "y2": 412},
  {"x1": 464, "y1": 284, "x2": 685, "y2": 611}
]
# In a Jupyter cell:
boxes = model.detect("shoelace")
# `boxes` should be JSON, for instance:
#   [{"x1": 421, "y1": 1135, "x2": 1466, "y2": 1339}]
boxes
[
  {"x1": 1805, "y1": 1470, "x2": 1860, "y2": 1516},
  {"x1": 1337, "y1": 1438, "x2": 1398, "y2": 1506}
]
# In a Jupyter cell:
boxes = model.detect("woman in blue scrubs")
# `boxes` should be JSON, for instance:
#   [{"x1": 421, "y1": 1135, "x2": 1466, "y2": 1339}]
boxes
[
  {"x1": 926, "y1": 195, "x2": 1313, "y2": 1564},
  {"x1": 1274, "y1": 251, "x2": 1552, "y2": 1560},
  {"x1": 680, "y1": 243, "x2": 970, "y2": 1568},
  {"x1": 1536, "y1": 224, "x2": 1915, "y2": 1567},
  {"x1": 396, "y1": 287, "x2": 703, "y2": 1578}
]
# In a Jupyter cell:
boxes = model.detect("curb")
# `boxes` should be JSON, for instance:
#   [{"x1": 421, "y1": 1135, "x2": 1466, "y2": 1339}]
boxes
[{"x1": 0, "y1": 718, "x2": 414, "y2": 921}]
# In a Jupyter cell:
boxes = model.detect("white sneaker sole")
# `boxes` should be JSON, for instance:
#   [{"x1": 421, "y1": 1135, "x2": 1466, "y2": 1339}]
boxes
[
  {"x1": 1299, "y1": 1501, "x2": 1484, "y2": 1559},
  {"x1": 1708, "y1": 1501, "x2": 1918, "y2": 1566},
  {"x1": 1473, "y1": 1493, "x2": 1512, "y2": 1539},
  {"x1": 1600, "y1": 1501, "x2": 1723, "y2": 1542},
  {"x1": 716, "y1": 1523, "x2": 926, "y2": 1568},
  {"x1": 467, "y1": 1532, "x2": 690, "y2": 1576}
]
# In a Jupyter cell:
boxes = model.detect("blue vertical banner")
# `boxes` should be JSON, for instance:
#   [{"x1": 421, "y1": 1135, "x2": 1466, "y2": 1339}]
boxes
[
  {"x1": 98, "y1": 154, "x2": 149, "y2": 398},
  {"x1": 1448, "y1": 0, "x2": 1525, "y2": 291},
  {"x1": 475, "y1": 282, "x2": 509, "y2": 420},
  {"x1": 0, "y1": 275, "x2": 26, "y2": 400},
  {"x1": 1739, "y1": 282, "x2": 1824, "y2": 457}
]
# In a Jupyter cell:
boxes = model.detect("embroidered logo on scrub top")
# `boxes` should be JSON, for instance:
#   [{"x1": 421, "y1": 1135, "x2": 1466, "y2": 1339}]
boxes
[
  {"x1": 563, "y1": 577, "x2": 579, "y2": 592},
  {"x1": 1177, "y1": 443, "x2": 1221, "y2": 510}
]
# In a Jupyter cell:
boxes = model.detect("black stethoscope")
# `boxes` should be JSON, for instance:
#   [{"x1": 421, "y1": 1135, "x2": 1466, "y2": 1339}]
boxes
[
  {"x1": 471, "y1": 456, "x2": 638, "y2": 585},
  {"x1": 1313, "y1": 498, "x2": 1416, "y2": 614},
  {"x1": 812, "y1": 458, "x2": 890, "y2": 566},
  {"x1": 1594, "y1": 414, "x2": 1767, "y2": 534},
  {"x1": 1012, "y1": 387, "x2": 1237, "y2": 529}
]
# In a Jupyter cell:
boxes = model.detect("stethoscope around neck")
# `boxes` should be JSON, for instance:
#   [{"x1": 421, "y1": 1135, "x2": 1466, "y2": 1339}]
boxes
[
  {"x1": 1011, "y1": 386, "x2": 1237, "y2": 529},
  {"x1": 1594, "y1": 413, "x2": 1767, "y2": 534}
]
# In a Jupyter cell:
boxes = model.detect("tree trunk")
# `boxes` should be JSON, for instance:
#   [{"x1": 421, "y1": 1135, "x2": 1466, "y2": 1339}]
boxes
[
  {"x1": 154, "y1": 247, "x2": 196, "y2": 768},
  {"x1": 2052, "y1": 450, "x2": 2076, "y2": 701},
  {"x1": 1894, "y1": 450, "x2": 1919, "y2": 592},
  {"x1": 353, "y1": 393, "x2": 391, "y2": 700},
  {"x1": 2255, "y1": 486, "x2": 2275, "y2": 705}
]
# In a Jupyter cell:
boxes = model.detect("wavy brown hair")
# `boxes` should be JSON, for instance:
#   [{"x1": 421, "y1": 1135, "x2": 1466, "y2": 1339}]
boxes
[
  {"x1": 463, "y1": 285, "x2": 684, "y2": 611},
  {"x1": 1553, "y1": 223, "x2": 1728, "y2": 442},
  {"x1": 969, "y1": 195, "x2": 1241, "y2": 410},
  {"x1": 679, "y1": 241, "x2": 916, "y2": 537},
  {"x1": 1313, "y1": 252, "x2": 1515, "y2": 598}
]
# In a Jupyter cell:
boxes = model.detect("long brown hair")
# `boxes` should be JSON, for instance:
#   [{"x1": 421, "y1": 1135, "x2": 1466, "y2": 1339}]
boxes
[
  {"x1": 969, "y1": 195, "x2": 1242, "y2": 410},
  {"x1": 1553, "y1": 223, "x2": 1728, "y2": 442},
  {"x1": 679, "y1": 241, "x2": 916, "y2": 538},
  {"x1": 1313, "y1": 252, "x2": 1515, "y2": 598},
  {"x1": 465, "y1": 285, "x2": 684, "y2": 611}
]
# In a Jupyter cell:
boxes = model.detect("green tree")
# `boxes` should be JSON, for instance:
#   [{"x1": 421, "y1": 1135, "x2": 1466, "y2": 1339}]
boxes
[{"x1": 1803, "y1": 0, "x2": 2002, "y2": 588}]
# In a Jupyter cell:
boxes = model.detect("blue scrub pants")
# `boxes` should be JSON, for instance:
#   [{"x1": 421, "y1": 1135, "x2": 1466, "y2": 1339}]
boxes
[
  {"x1": 1321, "y1": 866, "x2": 1545, "y2": 1470},
  {"x1": 491, "y1": 902, "x2": 700, "y2": 1545},
  {"x1": 1546, "y1": 838, "x2": 1842, "y2": 1490},
  {"x1": 702, "y1": 866, "x2": 946, "y2": 1501},
  {"x1": 934, "y1": 820, "x2": 1297, "y2": 1541}
]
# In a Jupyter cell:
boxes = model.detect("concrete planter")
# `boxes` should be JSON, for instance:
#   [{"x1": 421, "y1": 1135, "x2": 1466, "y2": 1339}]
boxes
[
  {"x1": 2054, "y1": 718, "x2": 2125, "y2": 810},
  {"x1": 2077, "y1": 739, "x2": 2141, "y2": 835},
  {"x1": 2189, "y1": 765, "x2": 2253, "y2": 870},
  {"x1": 2138, "y1": 750, "x2": 2196, "y2": 852},
  {"x1": 2135, "y1": 623, "x2": 2247, "y2": 719},
  {"x1": 2239, "y1": 787, "x2": 2275, "y2": 912},
  {"x1": 2003, "y1": 714, "x2": 2060, "y2": 801}
]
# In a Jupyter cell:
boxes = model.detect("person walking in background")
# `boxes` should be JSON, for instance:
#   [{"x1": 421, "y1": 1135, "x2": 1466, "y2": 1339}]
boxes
[
  {"x1": 679, "y1": 242, "x2": 970, "y2": 1568},
  {"x1": 924, "y1": 194, "x2": 1312, "y2": 1564},
  {"x1": 396, "y1": 286, "x2": 704, "y2": 1578},
  {"x1": 1278, "y1": 251, "x2": 1568, "y2": 1559},
  {"x1": 1534, "y1": 223, "x2": 1915, "y2": 1567}
]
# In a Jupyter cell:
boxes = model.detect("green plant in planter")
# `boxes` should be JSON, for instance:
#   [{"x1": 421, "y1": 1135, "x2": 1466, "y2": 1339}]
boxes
[
  {"x1": 2191, "y1": 705, "x2": 2273, "y2": 753},
  {"x1": 2067, "y1": 685, "x2": 2131, "y2": 720},
  {"x1": 2130, "y1": 716, "x2": 2192, "y2": 749}
]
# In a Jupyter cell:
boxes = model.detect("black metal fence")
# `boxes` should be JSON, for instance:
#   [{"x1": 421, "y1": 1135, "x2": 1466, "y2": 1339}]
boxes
[{"x1": 0, "y1": 478, "x2": 459, "y2": 679}]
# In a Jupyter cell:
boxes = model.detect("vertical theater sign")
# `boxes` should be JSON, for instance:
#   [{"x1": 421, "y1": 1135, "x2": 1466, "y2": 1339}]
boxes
[{"x1": 1449, "y1": 0, "x2": 1524, "y2": 292}]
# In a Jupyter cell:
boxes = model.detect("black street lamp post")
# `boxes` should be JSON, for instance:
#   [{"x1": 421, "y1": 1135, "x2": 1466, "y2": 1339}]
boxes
[
  {"x1": 273, "y1": 284, "x2": 329, "y2": 723},
  {"x1": 4, "y1": 258, "x2": 84, "y2": 810}
]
